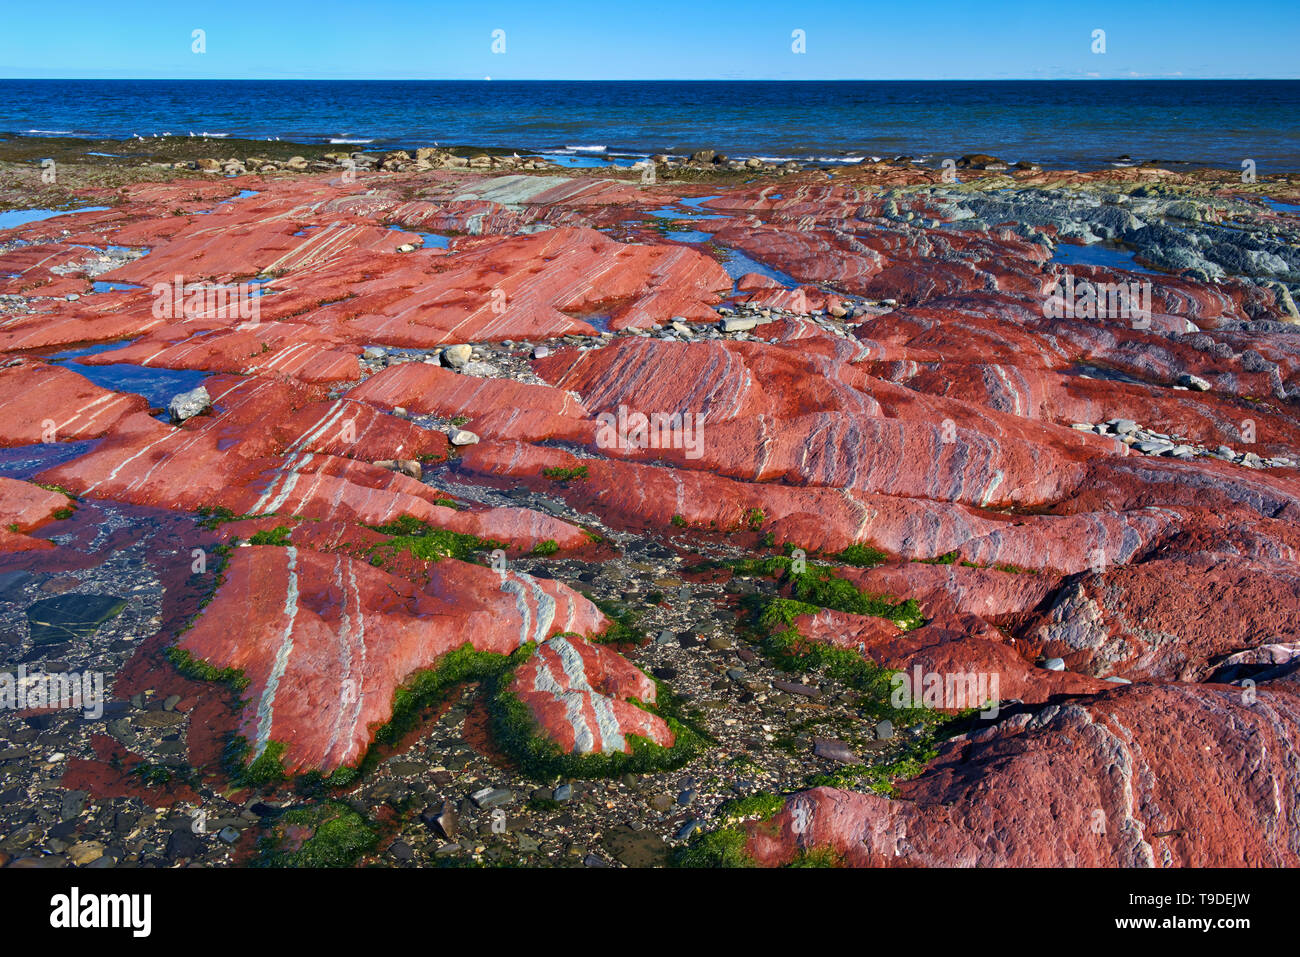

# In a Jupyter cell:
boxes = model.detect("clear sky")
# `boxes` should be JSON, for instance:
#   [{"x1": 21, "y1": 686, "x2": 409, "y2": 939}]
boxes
[{"x1": 2, "y1": 0, "x2": 1297, "y2": 80}]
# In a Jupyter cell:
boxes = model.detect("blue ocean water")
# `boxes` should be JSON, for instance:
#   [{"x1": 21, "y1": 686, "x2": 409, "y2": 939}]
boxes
[{"x1": 1, "y1": 79, "x2": 1298, "y2": 170}]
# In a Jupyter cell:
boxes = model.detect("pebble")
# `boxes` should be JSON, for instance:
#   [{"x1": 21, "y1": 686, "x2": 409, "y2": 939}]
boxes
[
  {"x1": 720, "y1": 316, "x2": 759, "y2": 332},
  {"x1": 674, "y1": 820, "x2": 701, "y2": 840},
  {"x1": 422, "y1": 800, "x2": 459, "y2": 840},
  {"x1": 168, "y1": 385, "x2": 211, "y2": 424},
  {"x1": 1176, "y1": 372, "x2": 1212, "y2": 391},
  {"x1": 470, "y1": 787, "x2": 513, "y2": 809},
  {"x1": 66, "y1": 841, "x2": 104, "y2": 866},
  {"x1": 442, "y1": 344, "x2": 473, "y2": 367},
  {"x1": 772, "y1": 678, "x2": 819, "y2": 698},
  {"x1": 813, "y1": 738, "x2": 860, "y2": 763}
]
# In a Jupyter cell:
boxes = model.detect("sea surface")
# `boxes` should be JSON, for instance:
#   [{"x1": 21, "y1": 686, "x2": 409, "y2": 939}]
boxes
[{"x1": 2, "y1": 79, "x2": 1299, "y2": 171}]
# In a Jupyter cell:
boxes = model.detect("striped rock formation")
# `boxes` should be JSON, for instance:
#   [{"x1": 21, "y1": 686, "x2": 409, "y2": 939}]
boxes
[
  {"x1": 0, "y1": 478, "x2": 73, "y2": 552},
  {"x1": 348, "y1": 361, "x2": 588, "y2": 419},
  {"x1": 178, "y1": 545, "x2": 608, "y2": 773},
  {"x1": 0, "y1": 361, "x2": 149, "y2": 446},
  {"x1": 33, "y1": 373, "x2": 584, "y2": 550},
  {"x1": 77, "y1": 323, "x2": 362, "y2": 385},
  {"x1": 286, "y1": 226, "x2": 733, "y2": 341},
  {"x1": 788, "y1": 606, "x2": 1107, "y2": 705},
  {"x1": 745, "y1": 682, "x2": 1300, "y2": 867},
  {"x1": 2, "y1": 161, "x2": 1299, "y2": 867},
  {"x1": 1024, "y1": 558, "x2": 1300, "y2": 682},
  {"x1": 510, "y1": 635, "x2": 673, "y2": 754}
]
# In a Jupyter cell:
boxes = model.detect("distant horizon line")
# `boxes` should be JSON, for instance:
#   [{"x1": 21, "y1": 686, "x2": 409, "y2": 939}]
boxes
[{"x1": 4, "y1": 76, "x2": 1299, "y2": 83}]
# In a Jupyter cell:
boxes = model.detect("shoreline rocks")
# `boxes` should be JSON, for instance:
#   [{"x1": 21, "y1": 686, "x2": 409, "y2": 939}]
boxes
[{"x1": 2, "y1": 150, "x2": 1300, "y2": 870}]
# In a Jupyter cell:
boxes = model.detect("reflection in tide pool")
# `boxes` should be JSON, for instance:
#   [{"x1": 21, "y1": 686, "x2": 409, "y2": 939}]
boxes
[
  {"x1": 44, "y1": 340, "x2": 138, "y2": 361},
  {"x1": 0, "y1": 439, "x2": 100, "y2": 480},
  {"x1": 0, "y1": 207, "x2": 110, "y2": 230},
  {"x1": 716, "y1": 245, "x2": 800, "y2": 288},
  {"x1": 1051, "y1": 241, "x2": 1163, "y2": 276},
  {"x1": 58, "y1": 362, "x2": 207, "y2": 411}
]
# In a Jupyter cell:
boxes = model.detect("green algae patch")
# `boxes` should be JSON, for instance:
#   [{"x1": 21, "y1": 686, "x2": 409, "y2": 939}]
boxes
[
  {"x1": 542, "y1": 465, "x2": 588, "y2": 482},
  {"x1": 364, "y1": 515, "x2": 506, "y2": 566},
  {"x1": 747, "y1": 552, "x2": 924, "y2": 628},
  {"x1": 833, "y1": 543, "x2": 889, "y2": 568},
  {"x1": 673, "y1": 787, "x2": 790, "y2": 868},
  {"x1": 673, "y1": 825, "x2": 757, "y2": 868},
  {"x1": 256, "y1": 801, "x2": 377, "y2": 868},
  {"x1": 247, "y1": 525, "x2": 292, "y2": 546},
  {"x1": 802, "y1": 746, "x2": 940, "y2": 796},
  {"x1": 373, "y1": 642, "x2": 527, "y2": 751},
  {"x1": 165, "y1": 646, "x2": 250, "y2": 693},
  {"x1": 584, "y1": 593, "x2": 646, "y2": 645},
  {"x1": 129, "y1": 761, "x2": 199, "y2": 790},
  {"x1": 340, "y1": 642, "x2": 530, "y2": 783},
  {"x1": 34, "y1": 482, "x2": 77, "y2": 498},
  {"x1": 220, "y1": 736, "x2": 288, "y2": 789},
  {"x1": 752, "y1": 595, "x2": 936, "y2": 727},
  {"x1": 787, "y1": 847, "x2": 844, "y2": 868},
  {"x1": 785, "y1": 567, "x2": 922, "y2": 628},
  {"x1": 715, "y1": 791, "x2": 788, "y2": 824}
]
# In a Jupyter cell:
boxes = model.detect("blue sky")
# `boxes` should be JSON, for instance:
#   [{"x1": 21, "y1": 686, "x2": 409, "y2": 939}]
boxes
[{"x1": 2, "y1": 0, "x2": 1297, "y2": 80}]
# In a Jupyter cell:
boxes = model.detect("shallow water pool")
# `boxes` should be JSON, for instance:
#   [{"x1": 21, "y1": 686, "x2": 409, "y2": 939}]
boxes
[
  {"x1": 0, "y1": 206, "x2": 111, "y2": 230},
  {"x1": 57, "y1": 361, "x2": 207, "y2": 409}
]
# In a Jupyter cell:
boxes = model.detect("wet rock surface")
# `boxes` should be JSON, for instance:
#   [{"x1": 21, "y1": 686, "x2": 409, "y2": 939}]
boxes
[{"x1": 1, "y1": 152, "x2": 1299, "y2": 868}]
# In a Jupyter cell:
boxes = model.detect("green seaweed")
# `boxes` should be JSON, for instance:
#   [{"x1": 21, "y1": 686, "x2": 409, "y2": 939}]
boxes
[
  {"x1": 365, "y1": 515, "x2": 506, "y2": 566},
  {"x1": 248, "y1": 525, "x2": 292, "y2": 546},
  {"x1": 542, "y1": 465, "x2": 588, "y2": 482},
  {"x1": 256, "y1": 801, "x2": 377, "y2": 868},
  {"x1": 165, "y1": 646, "x2": 249, "y2": 692},
  {"x1": 834, "y1": 543, "x2": 889, "y2": 568},
  {"x1": 673, "y1": 826, "x2": 755, "y2": 868},
  {"x1": 584, "y1": 593, "x2": 646, "y2": 645}
]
